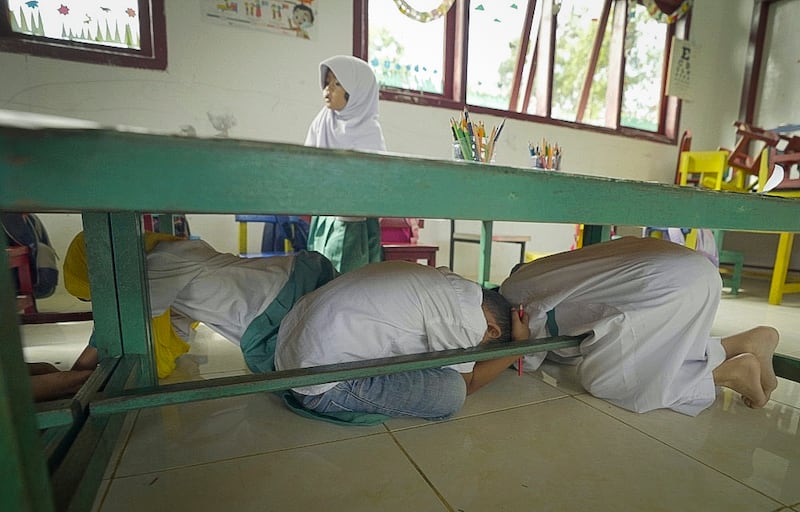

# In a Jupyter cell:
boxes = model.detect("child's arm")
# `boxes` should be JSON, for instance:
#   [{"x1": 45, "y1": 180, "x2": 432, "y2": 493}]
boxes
[
  {"x1": 30, "y1": 369, "x2": 94, "y2": 402},
  {"x1": 461, "y1": 309, "x2": 530, "y2": 395}
]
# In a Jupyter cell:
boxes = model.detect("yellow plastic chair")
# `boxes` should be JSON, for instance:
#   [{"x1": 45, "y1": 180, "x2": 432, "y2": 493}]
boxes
[
  {"x1": 678, "y1": 150, "x2": 729, "y2": 189},
  {"x1": 767, "y1": 231, "x2": 799, "y2": 305},
  {"x1": 676, "y1": 148, "x2": 744, "y2": 294},
  {"x1": 756, "y1": 146, "x2": 800, "y2": 304},
  {"x1": 678, "y1": 149, "x2": 747, "y2": 192}
]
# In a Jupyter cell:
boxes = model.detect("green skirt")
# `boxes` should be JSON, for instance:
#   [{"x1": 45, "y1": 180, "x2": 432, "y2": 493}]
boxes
[
  {"x1": 239, "y1": 251, "x2": 336, "y2": 374},
  {"x1": 307, "y1": 216, "x2": 382, "y2": 273}
]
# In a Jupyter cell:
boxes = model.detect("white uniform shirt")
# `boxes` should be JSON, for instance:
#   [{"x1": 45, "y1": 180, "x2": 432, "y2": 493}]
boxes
[
  {"x1": 146, "y1": 240, "x2": 294, "y2": 345},
  {"x1": 500, "y1": 237, "x2": 725, "y2": 416},
  {"x1": 275, "y1": 261, "x2": 487, "y2": 395}
]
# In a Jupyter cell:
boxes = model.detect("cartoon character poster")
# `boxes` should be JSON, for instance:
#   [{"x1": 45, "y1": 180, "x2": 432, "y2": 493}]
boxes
[{"x1": 204, "y1": 1, "x2": 316, "y2": 40}]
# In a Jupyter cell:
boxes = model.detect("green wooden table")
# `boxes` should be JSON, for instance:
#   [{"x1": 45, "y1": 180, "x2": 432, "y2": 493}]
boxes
[{"x1": 2, "y1": 124, "x2": 799, "y2": 511}]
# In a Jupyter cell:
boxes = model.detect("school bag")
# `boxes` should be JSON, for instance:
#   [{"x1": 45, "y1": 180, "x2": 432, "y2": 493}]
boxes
[{"x1": 2, "y1": 213, "x2": 59, "y2": 298}]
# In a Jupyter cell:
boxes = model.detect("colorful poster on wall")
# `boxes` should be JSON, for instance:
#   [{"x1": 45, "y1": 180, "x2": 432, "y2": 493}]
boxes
[{"x1": 203, "y1": 1, "x2": 317, "y2": 40}]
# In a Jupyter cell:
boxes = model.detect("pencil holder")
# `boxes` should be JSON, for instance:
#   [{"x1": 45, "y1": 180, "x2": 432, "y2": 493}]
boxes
[
  {"x1": 529, "y1": 138, "x2": 562, "y2": 170},
  {"x1": 453, "y1": 137, "x2": 495, "y2": 163},
  {"x1": 452, "y1": 141, "x2": 464, "y2": 160},
  {"x1": 530, "y1": 152, "x2": 561, "y2": 170},
  {"x1": 450, "y1": 111, "x2": 504, "y2": 164}
]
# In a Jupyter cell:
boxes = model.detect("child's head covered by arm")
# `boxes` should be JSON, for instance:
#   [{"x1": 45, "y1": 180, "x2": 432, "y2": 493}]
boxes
[
  {"x1": 480, "y1": 287, "x2": 513, "y2": 344},
  {"x1": 305, "y1": 55, "x2": 386, "y2": 152}
]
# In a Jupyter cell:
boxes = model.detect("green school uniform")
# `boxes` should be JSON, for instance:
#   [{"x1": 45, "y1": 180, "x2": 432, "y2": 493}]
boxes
[{"x1": 307, "y1": 216, "x2": 382, "y2": 273}]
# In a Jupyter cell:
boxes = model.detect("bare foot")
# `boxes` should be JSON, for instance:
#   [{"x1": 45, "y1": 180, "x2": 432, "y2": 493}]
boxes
[
  {"x1": 721, "y1": 326, "x2": 779, "y2": 399},
  {"x1": 712, "y1": 353, "x2": 768, "y2": 409}
]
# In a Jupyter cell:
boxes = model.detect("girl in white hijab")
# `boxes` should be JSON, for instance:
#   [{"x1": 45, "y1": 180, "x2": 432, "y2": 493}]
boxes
[{"x1": 305, "y1": 55, "x2": 386, "y2": 273}]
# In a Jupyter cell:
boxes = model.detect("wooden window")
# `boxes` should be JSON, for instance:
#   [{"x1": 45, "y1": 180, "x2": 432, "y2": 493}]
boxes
[
  {"x1": 354, "y1": 0, "x2": 690, "y2": 142},
  {"x1": 1, "y1": 0, "x2": 166, "y2": 69}
]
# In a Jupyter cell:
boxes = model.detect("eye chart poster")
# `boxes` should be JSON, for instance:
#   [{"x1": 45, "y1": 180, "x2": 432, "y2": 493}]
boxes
[
  {"x1": 666, "y1": 37, "x2": 695, "y2": 100},
  {"x1": 203, "y1": 1, "x2": 317, "y2": 40}
]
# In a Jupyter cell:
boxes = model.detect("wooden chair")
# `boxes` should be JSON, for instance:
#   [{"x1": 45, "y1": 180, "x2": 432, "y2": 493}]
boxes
[
  {"x1": 7, "y1": 245, "x2": 36, "y2": 315},
  {"x1": 379, "y1": 217, "x2": 421, "y2": 244},
  {"x1": 673, "y1": 129, "x2": 692, "y2": 185},
  {"x1": 726, "y1": 121, "x2": 780, "y2": 188},
  {"x1": 381, "y1": 243, "x2": 439, "y2": 266},
  {"x1": 379, "y1": 218, "x2": 438, "y2": 266},
  {"x1": 6, "y1": 244, "x2": 94, "y2": 323},
  {"x1": 770, "y1": 135, "x2": 800, "y2": 190}
]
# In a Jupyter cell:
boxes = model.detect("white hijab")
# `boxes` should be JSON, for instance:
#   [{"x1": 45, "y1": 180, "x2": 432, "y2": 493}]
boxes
[{"x1": 304, "y1": 55, "x2": 386, "y2": 152}]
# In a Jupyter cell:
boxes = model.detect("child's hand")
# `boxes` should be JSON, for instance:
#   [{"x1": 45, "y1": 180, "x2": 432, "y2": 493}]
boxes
[{"x1": 511, "y1": 306, "x2": 530, "y2": 342}]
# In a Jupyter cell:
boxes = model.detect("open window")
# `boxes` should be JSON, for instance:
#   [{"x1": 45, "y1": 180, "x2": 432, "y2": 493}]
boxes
[{"x1": 354, "y1": 0, "x2": 691, "y2": 142}]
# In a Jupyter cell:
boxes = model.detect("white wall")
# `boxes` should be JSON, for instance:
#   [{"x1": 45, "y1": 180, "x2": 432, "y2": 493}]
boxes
[
  {"x1": 1, "y1": 0, "x2": 753, "y2": 295},
  {"x1": 724, "y1": 0, "x2": 800, "y2": 271}
]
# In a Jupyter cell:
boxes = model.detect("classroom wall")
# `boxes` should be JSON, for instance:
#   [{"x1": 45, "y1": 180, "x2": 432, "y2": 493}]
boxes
[
  {"x1": 724, "y1": 0, "x2": 800, "y2": 271},
  {"x1": 1, "y1": 0, "x2": 756, "y2": 300}
]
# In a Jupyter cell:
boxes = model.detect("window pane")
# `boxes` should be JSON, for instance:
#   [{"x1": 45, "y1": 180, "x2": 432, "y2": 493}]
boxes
[
  {"x1": 550, "y1": 0, "x2": 609, "y2": 125},
  {"x1": 7, "y1": 0, "x2": 141, "y2": 50},
  {"x1": 620, "y1": 4, "x2": 667, "y2": 131},
  {"x1": 466, "y1": 2, "x2": 528, "y2": 110},
  {"x1": 368, "y1": 0, "x2": 445, "y2": 94},
  {"x1": 354, "y1": 0, "x2": 678, "y2": 139}
]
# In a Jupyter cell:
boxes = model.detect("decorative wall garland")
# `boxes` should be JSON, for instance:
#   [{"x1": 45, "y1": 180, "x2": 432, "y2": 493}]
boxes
[
  {"x1": 642, "y1": 0, "x2": 692, "y2": 24},
  {"x1": 392, "y1": 0, "x2": 689, "y2": 25},
  {"x1": 392, "y1": 0, "x2": 456, "y2": 23}
]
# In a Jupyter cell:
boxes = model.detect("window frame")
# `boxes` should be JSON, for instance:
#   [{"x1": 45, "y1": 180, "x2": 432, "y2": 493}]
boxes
[
  {"x1": 0, "y1": 0, "x2": 167, "y2": 70},
  {"x1": 353, "y1": 0, "x2": 689, "y2": 144}
]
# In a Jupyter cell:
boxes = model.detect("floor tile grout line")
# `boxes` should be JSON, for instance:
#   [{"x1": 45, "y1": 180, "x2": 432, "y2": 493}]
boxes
[
  {"x1": 384, "y1": 395, "x2": 578, "y2": 433},
  {"x1": 103, "y1": 410, "x2": 140, "y2": 480},
  {"x1": 94, "y1": 409, "x2": 140, "y2": 510},
  {"x1": 387, "y1": 429, "x2": 456, "y2": 512},
  {"x1": 578, "y1": 398, "x2": 791, "y2": 509},
  {"x1": 110, "y1": 431, "x2": 390, "y2": 480}
]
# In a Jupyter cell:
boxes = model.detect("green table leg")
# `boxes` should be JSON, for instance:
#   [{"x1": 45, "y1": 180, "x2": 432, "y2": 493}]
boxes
[
  {"x1": 582, "y1": 224, "x2": 612, "y2": 246},
  {"x1": 0, "y1": 246, "x2": 55, "y2": 511},
  {"x1": 479, "y1": 220, "x2": 493, "y2": 286}
]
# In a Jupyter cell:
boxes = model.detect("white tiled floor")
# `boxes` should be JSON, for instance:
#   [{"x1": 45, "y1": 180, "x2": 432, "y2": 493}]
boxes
[{"x1": 21, "y1": 276, "x2": 800, "y2": 512}]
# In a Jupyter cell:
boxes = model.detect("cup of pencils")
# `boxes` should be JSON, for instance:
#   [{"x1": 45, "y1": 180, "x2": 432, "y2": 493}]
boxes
[
  {"x1": 450, "y1": 109, "x2": 505, "y2": 164},
  {"x1": 529, "y1": 138, "x2": 562, "y2": 170}
]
